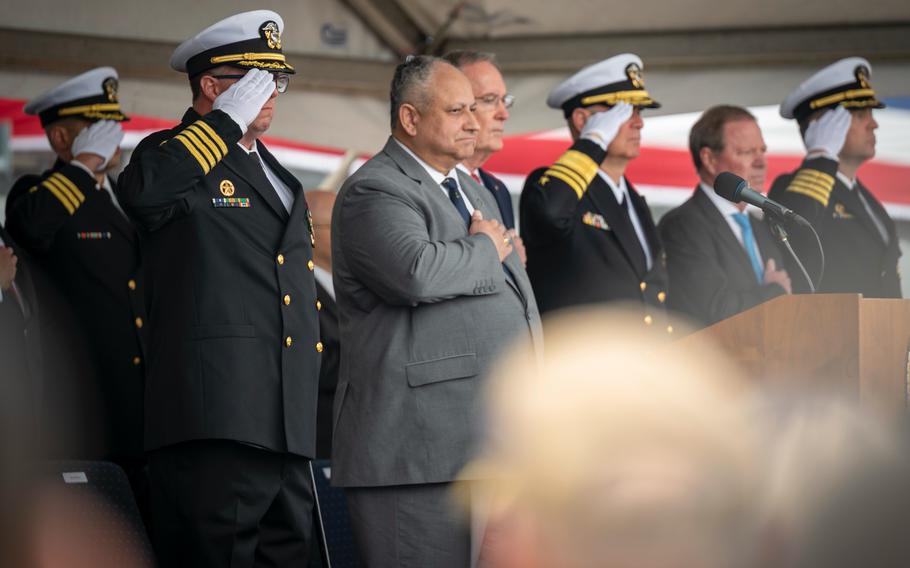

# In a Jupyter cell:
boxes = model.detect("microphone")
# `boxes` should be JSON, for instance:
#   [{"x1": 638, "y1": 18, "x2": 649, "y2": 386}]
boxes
[{"x1": 713, "y1": 172, "x2": 810, "y2": 227}]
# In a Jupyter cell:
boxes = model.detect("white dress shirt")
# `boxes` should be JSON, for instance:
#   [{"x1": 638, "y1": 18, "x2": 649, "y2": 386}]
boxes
[
  {"x1": 237, "y1": 141, "x2": 296, "y2": 213},
  {"x1": 699, "y1": 182, "x2": 765, "y2": 266},
  {"x1": 313, "y1": 265, "x2": 335, "y2": 301},
  {"x1": 395, "y1": 138, "x2": 475, "y2": 214},
  {"x1": 597, "y1": 170, "x2": 652, "y2": 269}
]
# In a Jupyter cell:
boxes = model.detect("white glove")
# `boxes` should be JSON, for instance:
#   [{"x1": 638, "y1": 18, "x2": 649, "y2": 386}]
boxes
[
  {"x1": 804, "y1": 105, "x2": 852, "y2": 159},
  {"x1": 212, "y1": 69, "x2": 276, "y2": 134},
  {"x1": 580, "y1": 101, "x2": 633, "y2": 151},
  {"x1": 71, "y1": 120, "x2": 124, "y2": 170}
]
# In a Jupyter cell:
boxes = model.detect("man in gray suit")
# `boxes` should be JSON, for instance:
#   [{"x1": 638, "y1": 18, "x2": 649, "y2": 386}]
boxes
[{"x1": 331, "y1": 55, "x2": 543, "y2": 568}]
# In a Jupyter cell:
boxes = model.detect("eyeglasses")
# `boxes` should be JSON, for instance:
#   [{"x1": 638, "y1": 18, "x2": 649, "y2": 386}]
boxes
[
  {"x1": 210, "y1": 73, "x2": 290, "y2": 94},
  {"x1": 475, "y1": 93, "x2": 515, "y2": 110}
]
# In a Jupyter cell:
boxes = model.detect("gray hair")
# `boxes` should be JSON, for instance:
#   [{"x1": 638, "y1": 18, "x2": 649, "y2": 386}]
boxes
[
  {"x1": 389, "y1": 55, "x2": 444, "y2": 131},
  {"x1": 442, "y1": 50, "x2": 499, "y2": 71}
]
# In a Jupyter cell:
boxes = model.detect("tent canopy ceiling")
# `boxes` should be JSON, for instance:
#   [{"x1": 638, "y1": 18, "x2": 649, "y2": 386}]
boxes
[{"x1": 1, "y1": 0, "x2": 908, "y2": 149}]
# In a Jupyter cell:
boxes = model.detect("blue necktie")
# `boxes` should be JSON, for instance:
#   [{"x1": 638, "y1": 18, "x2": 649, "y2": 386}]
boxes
[
  {"x1": 442, "y1": 177, "x2": 470, "y2": 227},
  {"x1": 732, "y1": 212, "x2": 764, "y2": 283}
]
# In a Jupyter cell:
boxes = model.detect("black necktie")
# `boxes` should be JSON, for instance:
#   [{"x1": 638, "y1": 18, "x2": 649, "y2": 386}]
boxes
[{"x1": 442, "y1": 177, "x2": 471, "y2": 227}]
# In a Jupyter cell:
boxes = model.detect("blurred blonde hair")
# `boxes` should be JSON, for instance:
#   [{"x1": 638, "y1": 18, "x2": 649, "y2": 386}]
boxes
[{"x1": 462, "y1": 306, "x2": 764, "y2": 568}]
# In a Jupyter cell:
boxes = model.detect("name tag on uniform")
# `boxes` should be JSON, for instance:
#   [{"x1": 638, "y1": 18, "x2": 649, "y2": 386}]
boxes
[
  {"x1": 582, "y1": 211, "x2": 610, "y2": 231},
  {"x1": 212, "y1": 197, "x2": 250, "y2": 208},
  {"x1": 76, "y1": 231, "x2": 112, "y2": 240}
]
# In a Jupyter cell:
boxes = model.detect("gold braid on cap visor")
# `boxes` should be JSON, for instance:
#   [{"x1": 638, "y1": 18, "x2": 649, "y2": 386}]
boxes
[
  {"x1": 809, "y1": 88, "x2": 877, "y2": 110},
  {"x1": 210, "y1": 52, "x2": 294, "y2": 71},
  {"x1": 580, "y1": 90, "x2": 655, "y2": 107}
]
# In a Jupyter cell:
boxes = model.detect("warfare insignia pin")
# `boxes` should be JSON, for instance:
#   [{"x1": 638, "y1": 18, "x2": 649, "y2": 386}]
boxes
[
  {"x1": 625, "y1": 63, "x2": 644, "y2": 89},
  {"x1": 220, "y1": 180, "x2": 235, "y2": 197},
  {"x1": 833, "y1": 202, "x2": 854, "y2": 219},
  {"x1": 261, "y1": 21, "x2": 282, "y2": 50},
  {"x1": 582, "y1": 211, "x2": 610, "y2": 231},
  {"x1": 102, "y1": 77, "x2": 119, "y2": 103}
]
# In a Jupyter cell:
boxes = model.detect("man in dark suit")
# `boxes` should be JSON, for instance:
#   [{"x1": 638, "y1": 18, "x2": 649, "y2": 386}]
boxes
[
  {"x1": 768, "y1": 57, "x2": 901, "y2": 297},
  {"x1": 117, "y1": 10, "x2": 320, "y2": 567},
  {"x1": 443, "y1": 50, "x2": 526, "y2": 265},
  {"x1": 332, "y1": 55, "x2": 543, "y2": 568},
  {"x1": 304, "y1": 190, "x2": 339, "y2": 460},
  {"x1": 659, "y1": 105, "x2": 791, "y2": 327},
  {"x1": 520, "y1": 53, "x2": 670, "y2": 330},
  {"x1": 4, "y1": 68, "x2": 147, "y2": 487}
]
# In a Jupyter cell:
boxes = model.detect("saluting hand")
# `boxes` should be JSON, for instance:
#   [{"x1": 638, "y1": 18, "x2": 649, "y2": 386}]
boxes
[
  {"x1": 213, "y1": 68, "x2": 277, "y2": 134},
  {"x1": 470, "y1": 210, "x2": 513, "y2": 262},
  {"x1": 72, "y1": 120, "x2": 124, "y2": 172},
  {"x1": 804, "y1": 105, "x2": 852, "y2": 159},
  {"x1": 580, "y1": 101, "x2": 633, "y2": 150}
]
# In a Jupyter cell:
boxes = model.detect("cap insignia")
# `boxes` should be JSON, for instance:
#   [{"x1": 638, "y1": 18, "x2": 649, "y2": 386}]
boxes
[
  {"x1": 625, "y1": 63, "x2": 644, "y2": 89},
  {"x1": 855, "y1": 65, "x2": 871, "y2": 90},
  {"x1": 102, "y1": 77, "x2": 119, "y2": 103},
  {"x1": 261, "y1": 21, "x2": 282, "y2": 50}
]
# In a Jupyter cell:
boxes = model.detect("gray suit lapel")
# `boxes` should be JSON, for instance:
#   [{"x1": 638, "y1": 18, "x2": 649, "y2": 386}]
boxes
[
  {"x1": 382, "y1": 138, "x2": 471, "y2": 231},
  {"x1": 458, "y1": 169, "x2": 532, "y2": 304}
]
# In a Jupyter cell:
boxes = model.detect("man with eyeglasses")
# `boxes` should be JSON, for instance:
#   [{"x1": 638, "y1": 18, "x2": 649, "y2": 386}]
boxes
[
  {"x1": 118, "y1": 10, "x2": 322, "y2": 567},
  {"x1": 444, "y1": 50, "x2": 526, "y2": 266}
]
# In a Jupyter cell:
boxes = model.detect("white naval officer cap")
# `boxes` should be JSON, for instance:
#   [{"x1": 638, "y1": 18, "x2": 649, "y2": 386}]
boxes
[
  {"x1": 170, "y1": 10, "x2": 295, "y2": 77},
  {"x1": 546, "y1": 53, "x2": 661, "y2": 118},
  {"x1": 780, "y1": 57, "x2": 885, "y2": 121},
  {"x1": 24, "y1": 67, "x2": 128, "y2": 127}
]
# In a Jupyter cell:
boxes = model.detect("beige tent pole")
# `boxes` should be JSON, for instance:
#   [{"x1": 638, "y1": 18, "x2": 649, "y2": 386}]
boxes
[{"x1": 318, "y1": 150, "x2": 359, "y2": 193}]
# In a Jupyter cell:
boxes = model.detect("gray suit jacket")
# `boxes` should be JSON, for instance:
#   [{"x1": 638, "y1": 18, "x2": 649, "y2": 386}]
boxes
[{"x1": 331, "y1": 137, "x2": 543, "y2": 487}]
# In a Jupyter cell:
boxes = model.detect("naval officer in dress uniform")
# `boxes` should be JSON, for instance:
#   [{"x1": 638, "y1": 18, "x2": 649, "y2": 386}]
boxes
[
  {"x1": 768, "y1": 57, "x2": 901, "y2": 297},
  {"x1": 4, "y1": 68, "x2": 148, "y2": 497},
  {"x1": 117, "y1": 10, "x2": 321, "y2": 567},
  {"x1": 519, "y1": 53, "x2": 670, "y2": 331}
]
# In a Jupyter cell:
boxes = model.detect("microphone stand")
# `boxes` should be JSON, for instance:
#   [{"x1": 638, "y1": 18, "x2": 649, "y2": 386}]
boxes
[{"x1": 765, "y1": 215, "x2": 824, "y2": 294}]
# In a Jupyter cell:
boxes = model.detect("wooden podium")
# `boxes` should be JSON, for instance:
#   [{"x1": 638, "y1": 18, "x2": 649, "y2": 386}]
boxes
[{"x1": 677, "y1": 294, "x2": 910, "y2": 419}]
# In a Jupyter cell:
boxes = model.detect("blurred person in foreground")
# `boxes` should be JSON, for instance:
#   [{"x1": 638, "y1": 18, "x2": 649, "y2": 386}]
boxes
[
  {"x1": 757, "y1": 397, "x2": 910, "y2": 568},
  {"x1": 444, "y1": 50, "x2": 526, "y2": 265},
  {"x1": 0, "y1": 374, "x2": 151, "y2": 568},
  {"x1": 461, "y1": 307, "x2": 763, "y2": 568},
  {"x1": 659, "y1": 105, "x2": 790, "y2": 328},
  {"x1": 331, "y1": 55, "x2": 542, "y2": 567},
  {"x1": 767, "y1": 57, "x2": 901, "y2": 296}
]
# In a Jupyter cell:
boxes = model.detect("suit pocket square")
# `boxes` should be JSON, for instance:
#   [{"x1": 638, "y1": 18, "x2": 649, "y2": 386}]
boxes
[{"x1": 582, "y1": 211, "x2": 610, "y2": 231}]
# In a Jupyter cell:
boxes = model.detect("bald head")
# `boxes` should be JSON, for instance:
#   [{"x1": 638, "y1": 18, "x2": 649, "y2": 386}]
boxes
[{"x1": 306, "y1": 190, "x2": 336, "y2": 270}]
